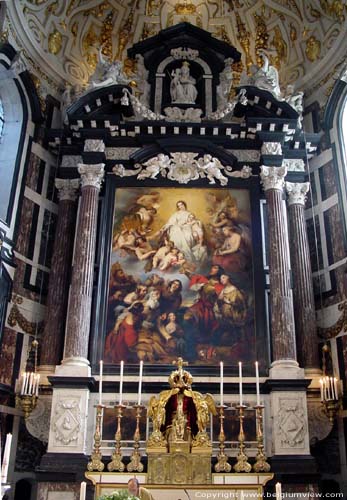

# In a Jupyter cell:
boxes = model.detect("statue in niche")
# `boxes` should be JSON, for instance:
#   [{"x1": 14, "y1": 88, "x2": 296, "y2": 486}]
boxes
[{"x1": 170, "y1": 62, "x2": 198, "y2": 104}]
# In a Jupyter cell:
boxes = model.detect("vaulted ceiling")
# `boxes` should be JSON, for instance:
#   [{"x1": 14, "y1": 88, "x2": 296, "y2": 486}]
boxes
[{"x1": 4, "y1": 1, "x2": 347, "y2": 104}]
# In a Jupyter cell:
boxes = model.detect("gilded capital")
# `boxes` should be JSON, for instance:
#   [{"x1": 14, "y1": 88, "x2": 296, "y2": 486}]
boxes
[
  {"x1": 260, "y1": 165, "x2": 287, "y2": 191},
  {"x1": 78, "y1": 164, "x2": 105, "y2": 189},
  {"x1": 285, "y1": 182, "x2": 310, "y2": 206},
  {"x1": 55, "y1": 178, "x2": 80, "y2": 201}
]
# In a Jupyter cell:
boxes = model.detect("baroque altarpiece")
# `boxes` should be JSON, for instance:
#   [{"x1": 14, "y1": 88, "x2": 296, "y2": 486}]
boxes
[{"x1": 2, "y1": 21, "x2": 330, "y2": 500}]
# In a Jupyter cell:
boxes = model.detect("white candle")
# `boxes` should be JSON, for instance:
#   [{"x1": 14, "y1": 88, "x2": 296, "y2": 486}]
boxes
[
  {"x1": 220, "y1": 361, "x2": 224, "y2": 407},
  {"x1": 99, "y1": 360, "x2": 103, "y2": 406},
  {"x1": 20, "y1": 372, "x2": 26, "y2": 395},
  {"x1": 255, "y1": 361, "x2": 260, "y2": 406},
  {"x1": 36, "y1": 374, "x2": 40, "y2": 396},
  {"x1": 79, "y1": 481, "x2": 86, "y2": 500},
  {"x1": 1, "y1": 433, "x2": 12, "y2": 484},
  {"x1": 326, "y1": 376, "x2": 331, "y2": 400},
  {"x1": 23, "y1": 372, "x2": 28, "y2": 395},
  {"x1": 334, "y1": 378, "x2": 338, "y2": 400},
  {"x1": 119, "y1": 360, "x2": 124, "y2": 405},
  {"x1": 138, "y1": 360, "x2": 143, "y2": 406},
  {"x1": 239, "y1": 361, "x2": 243, "y2": 406},
  {"x1": 275, "y1": 482, "x2": 282, "y2": 500},
  {"x1": 319, "y1": 378, "x2": 324, "y2": 402}
]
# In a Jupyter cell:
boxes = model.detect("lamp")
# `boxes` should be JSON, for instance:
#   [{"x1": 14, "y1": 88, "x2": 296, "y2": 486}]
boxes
[
  {"x1": 16, "y1": 339, "x2": 40, "y2": 418},
  {"x1": 319, "y1": 344, "x2": 342, "y2": 423}
]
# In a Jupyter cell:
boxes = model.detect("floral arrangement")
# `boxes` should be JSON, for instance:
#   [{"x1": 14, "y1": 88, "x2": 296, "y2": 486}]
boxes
[{"x1": 98, "y1": 490, "x2": 138, "y2": 500}]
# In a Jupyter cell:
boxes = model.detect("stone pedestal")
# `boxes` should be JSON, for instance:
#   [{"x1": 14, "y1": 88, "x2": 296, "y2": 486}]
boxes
[
  {"x1": 286, "y1": 182, "x2": 320, "y2": 373},
  {"x1": 39, "y1": 179, "x2": 79, "y2": 375},
  {"x1": 56, "y1": 163, "x2": 104, "y2": 377}
]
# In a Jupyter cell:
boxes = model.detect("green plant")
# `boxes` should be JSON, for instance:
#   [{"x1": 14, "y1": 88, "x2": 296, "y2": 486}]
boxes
[{"x1": 98, "y1": 489, "x2": 138, "y2": 500}]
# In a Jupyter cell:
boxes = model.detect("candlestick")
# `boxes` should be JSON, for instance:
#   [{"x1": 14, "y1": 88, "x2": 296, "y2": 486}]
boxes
[
  {"x1": 239, "y1": 361, "x2": 243, "y2": 406},
  {"x1": 127, "y1": 404, "x2": 144, "y2": 472},
  {"x1": 138, "y1": 360, "x2": 143, "y2": 406},
  {"x1": 255, "y1": 361, "x2": 260, "y2": 406},
  {"x1": 1, "y1": 433, "x2": 12, "y2": 484},
  {"x1": 87, "y1": 404, "x2": 105, "y2": 472},
  {"x1": 99, "y1": 360, "x2": 103, "y2": 406},
  {"x1": 80, "y1": 481, "x2": 86, "y2": 500},
  {"x1": 119, "y1": 360, "x2": 124, "y2": 405},
  {"x1": 275, "y1": 482, "x2": 282, "y2": 500},
  {"x1": 220, "y1": 361, "x2": 224, "y2": 407}
]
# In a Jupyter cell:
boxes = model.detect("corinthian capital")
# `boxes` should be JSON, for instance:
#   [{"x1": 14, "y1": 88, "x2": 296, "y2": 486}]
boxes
[
  {"x1": 78, "y1": 164, "x2": 105, "y2": 189},
  {"x1": 261, "y1": 142, "x2": 282, "y2": 156},
  {"x1": 285, "y1": 182, "x2": 310, "y2": 206},
  {"x1": 260, "y1": 165, "x2": 287, "y2": 191},
  {"x1": 55, "y1": 178, "x2": 80, "y2": 201}
]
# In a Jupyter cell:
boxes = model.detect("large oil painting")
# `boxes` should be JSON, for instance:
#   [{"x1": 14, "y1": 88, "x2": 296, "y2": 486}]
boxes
[{"x1": 104, "y1": 187, "x2": 256, "y2": 365}]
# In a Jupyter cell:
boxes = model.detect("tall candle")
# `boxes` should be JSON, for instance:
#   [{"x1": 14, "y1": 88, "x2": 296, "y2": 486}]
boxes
[
  {"x1": 79, "y1": 481, "x2": 86, "y2": 500},
  {"x1": 220, "y1": 361, "x2": 224, "y2": 407},
  {"x1": 99, "y1": 360, "x2": 103, "y2": 406},
  {"x1": 1, "y1": 433, "x2": 12, "y2": 484},
  {"x1": 119, "y1": 360, "x2": 124, "y2": 405},
  {"x1": 255, "y1": 361, "x2": 260, "y2": 406},
  {"x1": 319, "y1": 379, "x2": 324, "y2": 402},
  {"x1": 275, "y1": 482, "x2": 282, "y2": 500},
  {"x1": 138, "y1": 360, "x2": 143, "y2": 406},
  {"x1": 35, "y1": 374, "x2": 40, "y2": 396},
  {"x1": 334, "y1": 378, "x2": 338, "y2": 400},
  {"x1": 326, "y1": 376, "x2": 331, "y2": 400},
  {"x1": 239, "y1": 361, "x2": 243, "y2": 406}
]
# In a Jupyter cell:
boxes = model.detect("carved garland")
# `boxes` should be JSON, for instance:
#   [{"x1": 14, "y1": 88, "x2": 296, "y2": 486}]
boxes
[{"x1": 317, "y1": 301, "x2": 347, "y2": 339}]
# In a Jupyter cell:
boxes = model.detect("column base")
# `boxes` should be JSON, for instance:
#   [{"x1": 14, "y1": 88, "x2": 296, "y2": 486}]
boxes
[
  {"x1": 55, "y1": 356, "x2": 91, "y2": 377},
  {"x1": 270, "y1": 359, "x2": 304, "y2": 379}
]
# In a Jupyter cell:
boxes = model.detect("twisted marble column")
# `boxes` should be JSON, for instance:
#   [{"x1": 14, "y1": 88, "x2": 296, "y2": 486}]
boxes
[
  {"x1": 39, "y1": 179, "x2": 79, "y2": 371},
  {"x1": 60, "y1": 164, "x2": 104, "y2": 372},
  {"x1": 286, "y1": 182, "x2": 320, "y2": 371},
  {"x1": 260, "y1": 165, "x2": 297, "y2": 364}
]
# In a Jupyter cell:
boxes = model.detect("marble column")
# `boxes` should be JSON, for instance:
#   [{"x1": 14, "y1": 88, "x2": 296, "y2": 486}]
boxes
[
  {"x1": 260, "y1": 165, "x2": 299, "y2": 373},
  {"x1": 39, "y1": 179, "x2": 79, "y2": 373},
  {"x1": 286, "y1": 182, "x2": 320, "y2": 372},
  {"x1": 57, "y1": 163, "x2": 104, "y2": 376}
]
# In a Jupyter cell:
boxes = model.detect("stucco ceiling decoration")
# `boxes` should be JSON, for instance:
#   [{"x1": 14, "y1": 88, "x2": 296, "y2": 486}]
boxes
[{"x1": 4, "y1": 0, "x2": 347, "y2": 102}]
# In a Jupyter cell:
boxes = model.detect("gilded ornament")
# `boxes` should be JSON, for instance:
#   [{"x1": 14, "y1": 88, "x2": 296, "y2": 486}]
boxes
[
  {"x1": 146, "y1": 0, "x2": 161, "y2": 16},
  {"x1": 141, "y1": 22, "x2": 159, "y2": 40},
  {"x1": 270, "y1": 26, "x2": 287, "y2": 70},
  {"x1": 71, "y1": 22, "x2": 78, "y2": 37},
  {"x1": 290, "y1": 23, "x2": 297, "y2": 43},
  {"x1": 319, "y1": 0, "x2": 345, "y2": 22},
  {"x1": 116, "y1": 9, "x2": 134, "y2": 60},
  {"x1": 0, "y1": 30, "x2": 9, "y2": 43},
  {"x1": 83, "y1": 26, "x2": 98, "y2": 53},
  {"x1": 100, "y1": 12, "x2": 114, "y2": 60},
  {"x1": 305, "y1": 36, "x2": 321, "y2": 62},
  {"x1": 235, "y1": 13, "x2": 253, "y2": 73},
  {"x1": 254, "y1": 13, "x2": 269, "y2": 67},
  {"x1": 225, "y1": 0, "x2": 243, "y2": 10},
  {"x1": 214, "y1": 26, "x2": 232, "y2": 45},
  {"x1": 48, "y1": 30, "x2": 63, "y2": 55},
  {"x1": 46, "y1": 1, "x2": 58, "y2": 15}
]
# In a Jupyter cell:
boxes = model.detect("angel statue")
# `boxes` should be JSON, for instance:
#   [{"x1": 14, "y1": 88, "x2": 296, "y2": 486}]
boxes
[
  {"x1": 247, "y1": 50, "x2": 281, "y2": 100},
  {"x1": 86, "y1": 46, "x2": 129, "y2": 92},
  {"x1": 147, "y1": 358, "x2": 217, "y2": 452}
]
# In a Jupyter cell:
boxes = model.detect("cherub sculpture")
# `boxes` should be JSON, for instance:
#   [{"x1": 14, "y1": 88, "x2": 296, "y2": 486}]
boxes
[
  {"x1": 86, "y1": 46, "x2": 129, "y2": 91},
  {"x1": 196, "y1": 154, "x2": 229, "y2": 186}
]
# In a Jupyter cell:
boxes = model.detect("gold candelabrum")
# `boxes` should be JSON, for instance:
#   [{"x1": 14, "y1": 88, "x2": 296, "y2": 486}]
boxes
[
  {"x1": 16, "y1": 340, "x2": 40, "y2": 419},
  {"x1": 107, "y1": 404, "x2": 125, "y2": 472},
  {"x1": 214, "y1": 405, "x2": 231, "y2": 473},
  {"x1": 234, "y1": 404, "x2": 252, "y2": 473},
  {"x1": 87, "y1": 404, "x2": 105, "y2": 472},
  {"x1": 253, "y1": 404, "x2": 270, "y2": 472},
  {"x1": 127, "y1": 404, "x2": 144, "y2": 472}
]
